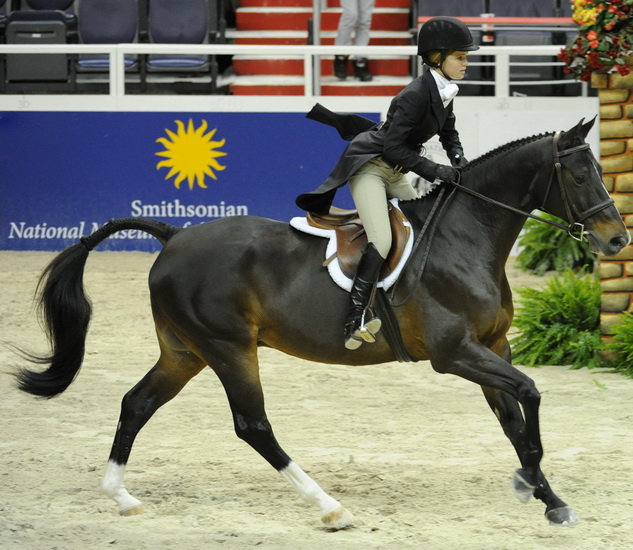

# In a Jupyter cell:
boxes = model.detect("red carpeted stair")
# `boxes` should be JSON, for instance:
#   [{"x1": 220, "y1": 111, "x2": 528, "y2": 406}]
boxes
[{"x1": 228, "y1": 0, "x2": 414, "y2": 96}]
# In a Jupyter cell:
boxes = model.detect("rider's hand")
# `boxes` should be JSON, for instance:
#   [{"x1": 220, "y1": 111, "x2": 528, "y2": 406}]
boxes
[
  {"x1": 435, "y1": 164, "x2": 459, "y2": 183},
  {"x1": 451, "y1": 154, "x2": 468, "y2": 168}
]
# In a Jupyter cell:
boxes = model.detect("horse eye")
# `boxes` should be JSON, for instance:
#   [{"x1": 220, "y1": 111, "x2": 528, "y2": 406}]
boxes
[{"x1": 575, "y1": 174, "x2": 586, "y2": 184}]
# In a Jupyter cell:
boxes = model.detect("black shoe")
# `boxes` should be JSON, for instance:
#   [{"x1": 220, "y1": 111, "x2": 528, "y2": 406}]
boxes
[
  {"x1": 334, "y1": 55, "x2": 348, "y2": 80},
  {"x1": 344, "y1": 243, "x2": 383, "y2": 350},
  {"x1": 352, "y1": 58, "x2": 372, "y2": 82}
]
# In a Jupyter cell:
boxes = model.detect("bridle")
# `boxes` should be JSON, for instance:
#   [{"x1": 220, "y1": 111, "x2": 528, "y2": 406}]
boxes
[
  {"x1": 447, "y1": 131, "x2": 615, "y2": 242},
  {"x1": 388, "y1": 131, "x2": 614, "y2": 309}
]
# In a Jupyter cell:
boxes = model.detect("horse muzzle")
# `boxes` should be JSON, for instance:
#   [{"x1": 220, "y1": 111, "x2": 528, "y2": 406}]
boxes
[{"x1": 586, "y1": 223, "x2": 631, "y2": 257}]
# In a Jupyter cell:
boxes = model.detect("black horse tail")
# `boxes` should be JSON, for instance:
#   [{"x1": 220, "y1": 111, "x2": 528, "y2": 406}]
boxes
[{"x1": 14, "y1": 218, "x2": 180, "y2": 398}]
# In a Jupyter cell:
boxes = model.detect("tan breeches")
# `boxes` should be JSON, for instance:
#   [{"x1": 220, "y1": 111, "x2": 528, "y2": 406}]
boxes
[{"x1": 349, "y1": 157, "x2": 418, "y2": 259}]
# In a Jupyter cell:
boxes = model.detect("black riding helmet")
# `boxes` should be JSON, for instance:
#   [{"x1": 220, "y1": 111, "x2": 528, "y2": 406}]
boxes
[{"x1": 417, "y1": 16, "x2": 479, "y2": 68}]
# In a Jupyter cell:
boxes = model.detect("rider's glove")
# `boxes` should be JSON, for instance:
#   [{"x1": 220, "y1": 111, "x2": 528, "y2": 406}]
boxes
[
  {"x1": 435, "y1": 164, "x2": 459, "y2": 183},
  {"x1": 450, "y1": 153, "x2": 468, "y2": 168}
]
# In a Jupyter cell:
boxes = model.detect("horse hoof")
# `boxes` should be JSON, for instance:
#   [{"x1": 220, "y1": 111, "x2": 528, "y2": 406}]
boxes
[
  {"x1": 546, "y1": 506, "x2": 580, "y2": 527},
  {"x1": 120, "y1": 504, "x2": 144, "y2": 516},
  {"x1": 322, "y1": 505, "x2": 355, "y2": 530},
  {"x1": 511, "y1": 470, "x2": 535, "y2": 503}
]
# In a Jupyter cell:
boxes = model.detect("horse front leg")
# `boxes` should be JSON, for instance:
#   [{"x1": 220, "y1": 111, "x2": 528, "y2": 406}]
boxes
[
  {"x1": 481, "y1": 386, "x2": 579, "y2": 526},
  {"x1": 429, "y1": 337, "x2": 577, "y2": 525}
]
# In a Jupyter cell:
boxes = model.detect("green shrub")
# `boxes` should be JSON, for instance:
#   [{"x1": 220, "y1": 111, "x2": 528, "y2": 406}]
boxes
[
  {"x1": 604, "y1": 312, "x2": 633, "y2": 378},
  {"x1": 510, "y1": 269, "x2": 603, "y2": 369},
  {"x1": 516, "y1": 214, "x2": 596, "y2": 275}
]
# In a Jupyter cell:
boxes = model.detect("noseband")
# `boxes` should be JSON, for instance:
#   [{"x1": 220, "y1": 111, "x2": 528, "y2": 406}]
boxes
[{"x1": 448, "y1": 131, "x2": 615, "y2": 241}]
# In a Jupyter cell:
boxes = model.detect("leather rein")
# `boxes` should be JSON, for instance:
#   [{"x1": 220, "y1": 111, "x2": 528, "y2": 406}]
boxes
[
  {"x1": 387, "y1": 131, "x2": 615, "y2": 310},
  {"x1": 446, "y1": 132, "x2": 615, "y2": 242}
]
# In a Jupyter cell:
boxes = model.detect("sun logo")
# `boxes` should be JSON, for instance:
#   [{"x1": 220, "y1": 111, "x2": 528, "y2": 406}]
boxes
[{"x1": 155, "y1": 119, "x2": 227, "y2": 190}]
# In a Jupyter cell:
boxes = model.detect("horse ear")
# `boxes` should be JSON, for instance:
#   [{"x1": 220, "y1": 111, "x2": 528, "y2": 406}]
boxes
[
  {"x1": 560, "y1": 117, "x2": 593, "y2": 147},
  {"x1": 581, "y1": 116, "x2": 596, "y2": 138}
]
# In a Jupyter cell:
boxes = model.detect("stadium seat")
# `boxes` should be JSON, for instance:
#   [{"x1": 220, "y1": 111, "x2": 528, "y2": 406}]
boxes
[
  {"x1": 0, "y1": 1, "x2": 7, "y2": 89},
  {"x1": 416, "y1": 0, "x2": 486, "y2": 17},
  {"x1": 140, "y1": 0, "x2": 217, "y2": 92},
  {"x1": 25, "y1": 0, "x2": 77, "y2": 35},
  {"x1": 488, "y1": 0, "x2": 557, "y2": 17},
  {"x1": 0, "y1": 0, "x2": 7, "y2": 33},
  {"x1": 488, "y1": 1, "x2": 569, "y2": 96},
  {"x1": 145, "y1": 0, "x2": 210, "y2": 72},
  {"x1": 75, "y1": 0, "x2": 139, "y2": 72},
  {"x1": 26, "y1": 0, "x2": 74, "y2": 10},
  {"x1": 5, "y1": 9, "x2": 69, "y2": 82},
  {"x1": 558, "y1": 0, "x2": 572, "y2": 17}
]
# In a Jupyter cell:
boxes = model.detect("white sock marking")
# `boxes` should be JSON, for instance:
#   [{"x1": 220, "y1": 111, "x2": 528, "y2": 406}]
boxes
[
  {"x1": 279, "y1": 461, "x2": 341, "y2": 517},
  {"x1": 101, "y1": 460, "x2": 142, "y2": 513}
]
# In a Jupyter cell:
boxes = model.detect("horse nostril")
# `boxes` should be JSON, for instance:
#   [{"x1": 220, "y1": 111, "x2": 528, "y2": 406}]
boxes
[{"x1": 610, "y1": 235, "x2": 629, "y2": 250}]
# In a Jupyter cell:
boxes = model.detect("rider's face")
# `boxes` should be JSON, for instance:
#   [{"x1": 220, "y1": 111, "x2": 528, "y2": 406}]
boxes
[{"x1": 442, "y1": 51, "x2": 469, "y2": 80}]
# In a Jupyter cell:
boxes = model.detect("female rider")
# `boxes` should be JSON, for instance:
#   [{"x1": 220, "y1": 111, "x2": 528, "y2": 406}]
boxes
[{"x1": 295, "y1": 16, "x2": 479, "y2": 350}]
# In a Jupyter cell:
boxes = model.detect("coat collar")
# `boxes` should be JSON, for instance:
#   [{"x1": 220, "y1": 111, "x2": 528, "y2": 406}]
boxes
[{"x1": 423, "y1": 70, "x2": 448, "y2": 127}]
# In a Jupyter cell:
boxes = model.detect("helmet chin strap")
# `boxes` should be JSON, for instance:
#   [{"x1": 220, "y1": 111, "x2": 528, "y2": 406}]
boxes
[
  {"x1": 433, "y1": 65, "x2": 450, "y2": 81},
  {"x1": 440, "y1": 52, "x2": 453, "y2": 80},
  {"x1": 423, "y1": 51, "x2": 452, "y2": 80}
]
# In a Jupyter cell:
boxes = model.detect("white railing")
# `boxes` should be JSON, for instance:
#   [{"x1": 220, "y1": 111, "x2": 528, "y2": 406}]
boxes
[{"x1": 0, "y1": 43, "x2": 586, "y2": 98}]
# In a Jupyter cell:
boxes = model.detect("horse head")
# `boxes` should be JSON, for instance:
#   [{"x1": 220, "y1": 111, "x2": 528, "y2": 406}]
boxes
[{"x1": 539, "y1": 117, "x2": 630, "y2": 257}]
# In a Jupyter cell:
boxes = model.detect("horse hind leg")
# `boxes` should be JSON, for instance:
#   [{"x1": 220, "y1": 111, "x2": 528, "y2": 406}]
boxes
[
  {"x1": 101, "y1": 348, "x2": 206, "y2": 515},
  {"x1": 481, "y1": 386, "x2": 579, "y2": 526},
  {"x1": 212, "y1": 350, "x2": 354, "y2": 529}
]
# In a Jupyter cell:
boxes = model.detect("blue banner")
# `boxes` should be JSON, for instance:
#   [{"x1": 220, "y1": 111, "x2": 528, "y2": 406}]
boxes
[{"x1": 1, "y1": 111, "x2": 377, "y2": 251}]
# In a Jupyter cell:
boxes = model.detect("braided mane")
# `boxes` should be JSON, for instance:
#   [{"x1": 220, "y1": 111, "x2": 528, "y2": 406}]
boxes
[{"x1": 463, "y1": 132, "x2": 554, "y2": 173}]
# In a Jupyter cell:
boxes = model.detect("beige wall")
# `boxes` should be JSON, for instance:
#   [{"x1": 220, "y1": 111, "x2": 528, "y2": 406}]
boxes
[{"x1": 592, "y1": 72, "x2": 633, "y2": 341}]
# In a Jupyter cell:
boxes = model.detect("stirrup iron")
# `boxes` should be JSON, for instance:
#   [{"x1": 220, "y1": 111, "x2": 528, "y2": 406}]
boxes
[{"x1": 358, "y1": 309, "x2": 381, "y2": 343}]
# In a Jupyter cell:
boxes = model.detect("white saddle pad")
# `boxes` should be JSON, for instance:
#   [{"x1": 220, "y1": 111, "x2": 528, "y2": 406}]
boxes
[{"x1": 289, "y1": 199, "x2": 414, "y2": 292}]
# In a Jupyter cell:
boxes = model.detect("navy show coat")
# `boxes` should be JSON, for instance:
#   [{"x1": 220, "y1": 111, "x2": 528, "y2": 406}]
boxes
[{"x1": 296, "y1": 70, "x2": 464, "y2": 214}]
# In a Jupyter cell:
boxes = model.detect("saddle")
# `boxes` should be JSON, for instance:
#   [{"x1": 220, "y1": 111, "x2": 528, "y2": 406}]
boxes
[{"x1": 306, "y1": 203, "x2": 411, "y2": 280}]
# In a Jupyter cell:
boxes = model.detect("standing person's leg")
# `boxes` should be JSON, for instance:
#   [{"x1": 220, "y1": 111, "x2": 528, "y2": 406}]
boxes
[
  {"x1": 351, "y1": 0, "x2": 374, "y2": 81},
  {"x1": 353, "y1": 0, "x2": 374, "y2": 46},
  {"x1": 334, "y1": 0, "x2": 358, "y2": 80},
  {"x1": 335, "y1": 0, "x2": 358, "y2": 46}
]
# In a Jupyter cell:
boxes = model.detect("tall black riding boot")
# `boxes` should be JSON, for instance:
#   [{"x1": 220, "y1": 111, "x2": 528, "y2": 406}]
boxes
[{"x1": 344, "y1": 243, "x2": 384, "y2": 350}]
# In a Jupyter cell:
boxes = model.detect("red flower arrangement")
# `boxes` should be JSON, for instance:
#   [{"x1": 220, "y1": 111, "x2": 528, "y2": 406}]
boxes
[{"x1": 558, "y1": 0, "x2": 633, "y2": 81}]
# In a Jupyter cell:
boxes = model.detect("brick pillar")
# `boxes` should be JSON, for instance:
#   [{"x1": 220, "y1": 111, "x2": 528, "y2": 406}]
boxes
[{"x1": 591, "y1": 72, "x2": 633, "y2": 347}]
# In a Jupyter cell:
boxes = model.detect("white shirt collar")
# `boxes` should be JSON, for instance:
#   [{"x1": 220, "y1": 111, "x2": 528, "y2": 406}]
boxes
[{"x1": 430, "y1": 69, "x2": 459, "y2": 107}]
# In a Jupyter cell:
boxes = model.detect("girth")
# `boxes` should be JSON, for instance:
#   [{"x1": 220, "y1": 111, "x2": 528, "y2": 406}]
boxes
[{"x1": 306, "y1": 203, "x2": 411, "y2": 279}]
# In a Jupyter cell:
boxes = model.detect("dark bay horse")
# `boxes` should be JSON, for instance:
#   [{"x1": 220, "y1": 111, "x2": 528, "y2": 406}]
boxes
[{"x1": 14, "y1": 118, "x2": 629, "y2": 528}]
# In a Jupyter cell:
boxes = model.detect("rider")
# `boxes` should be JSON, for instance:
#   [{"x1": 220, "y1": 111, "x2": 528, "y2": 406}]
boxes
[{"x1": 295, "y1": 16, "x2": 479, "y2": 350}]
